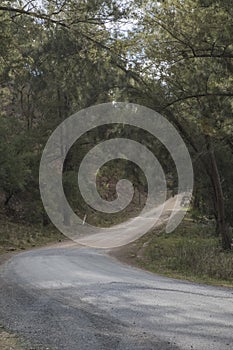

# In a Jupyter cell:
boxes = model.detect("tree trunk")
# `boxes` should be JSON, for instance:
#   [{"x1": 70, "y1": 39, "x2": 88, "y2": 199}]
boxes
[
  {"x1": 57, "y1": 87, "x2": 71, "y2": 227},
  {"x1": 206, "y1": 140, "x2": 231, "y2": 250},
  {"x1": 154, "y1": 111, "x2": 231, "y2": 249}
]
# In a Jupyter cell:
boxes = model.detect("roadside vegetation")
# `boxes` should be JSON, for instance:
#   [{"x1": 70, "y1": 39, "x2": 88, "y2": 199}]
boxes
[
  {"x1": 0, "y1": 326, "x2": 24, "y2": 350},
  {"x1": 134, "y1": 219, "x2": 233, "y2": 287},
  {"x1": 0, "y1": 214, "x2": 64, "y2": 255}
]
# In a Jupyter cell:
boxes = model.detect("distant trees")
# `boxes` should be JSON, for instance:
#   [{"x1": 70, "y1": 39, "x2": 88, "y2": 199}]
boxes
[{"x1": 0, "y1": 0, "x2": 129, "y2": 220}]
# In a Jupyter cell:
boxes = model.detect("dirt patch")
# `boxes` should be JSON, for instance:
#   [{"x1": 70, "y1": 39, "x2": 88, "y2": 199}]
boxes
[
  {"x1": 109, "y1": 225, "x2": 164, "y2": 268},
  {"x1": 110, "y1": 241, "x2": 140, "y2": 266},
  {"x1": 0, "y1": 327, "x2": 24, "y2": 350},
  {"x1": 0, "y1": 251, "x2": 17, "y2": 266}
]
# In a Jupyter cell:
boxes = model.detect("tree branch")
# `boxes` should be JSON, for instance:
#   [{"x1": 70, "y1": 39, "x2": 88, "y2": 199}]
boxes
[
  {"x1": 0, "y1": 5, "x2": 68, "y2": 26},
  {"x1": 162, "y1": 93, "x2": 233, "y2": 110}
]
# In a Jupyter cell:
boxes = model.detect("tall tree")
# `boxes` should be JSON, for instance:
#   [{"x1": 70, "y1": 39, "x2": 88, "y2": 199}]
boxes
[{"x1": 126, "y1": 0, "x2": 233, "y2": 249}]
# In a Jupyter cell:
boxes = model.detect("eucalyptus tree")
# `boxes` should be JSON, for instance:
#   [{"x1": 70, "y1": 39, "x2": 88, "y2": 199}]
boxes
[{"x1": 125, "y1": 0, "x2": 233, "y2": 249}]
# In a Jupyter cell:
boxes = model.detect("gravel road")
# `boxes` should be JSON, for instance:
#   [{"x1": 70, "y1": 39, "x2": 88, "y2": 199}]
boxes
[{"x1": 0, "y1": 243, "x2": 232, "y2": 350}]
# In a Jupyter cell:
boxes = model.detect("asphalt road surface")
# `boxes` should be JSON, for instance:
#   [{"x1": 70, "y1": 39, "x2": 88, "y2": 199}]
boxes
[{"x1": 0, "y1": 243, "x2": 232, "y2": 350}]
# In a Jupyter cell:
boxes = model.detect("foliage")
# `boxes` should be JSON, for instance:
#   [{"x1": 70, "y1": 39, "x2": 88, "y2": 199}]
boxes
[
  {"x1": 0, "y1": 0, "x2": 232, "y2": 251},
  {"x1": 140, "y1": 220, "x2": 233, "y2": 285}
]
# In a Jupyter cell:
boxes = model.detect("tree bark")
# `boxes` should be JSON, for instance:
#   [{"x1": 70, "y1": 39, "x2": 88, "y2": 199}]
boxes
[
  {"x1": 166, "y1": 111, "x2": 231, "y2": 250},
  {"x1": 206, "y1": 139, "x2": 231, "y2": 250},
  {"x1": 57, "y1": 88, "x2": 71, "y2": 227}
]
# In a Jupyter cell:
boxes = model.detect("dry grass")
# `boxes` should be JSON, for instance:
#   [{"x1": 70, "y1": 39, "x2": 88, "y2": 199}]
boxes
[
  {"x1": 0, "y1": 214, "x2": 64, "y2": 255},
  {"x1": 136, "y1": 220, "x2": 233, "y2": 287},
  {"x1": 0, "y1": 326, "x2": 23, "y2": 350}
]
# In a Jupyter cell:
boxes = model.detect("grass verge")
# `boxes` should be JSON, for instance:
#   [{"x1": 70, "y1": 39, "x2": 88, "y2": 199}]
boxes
[
  {"x1": 137, "y1": 220, "x2": 233, "y2": 287},
  {"x1": 0, "y1": 214, "x2": 65, "y2": 256}
]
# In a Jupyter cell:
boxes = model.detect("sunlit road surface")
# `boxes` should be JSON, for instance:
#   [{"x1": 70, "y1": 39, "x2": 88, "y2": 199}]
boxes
[
  {"x1": 77, "y1": 194, "x2": 186, "y2": 248},
  {"x1": 0, "y1": 241, "x2": 232, "y2": 350}
]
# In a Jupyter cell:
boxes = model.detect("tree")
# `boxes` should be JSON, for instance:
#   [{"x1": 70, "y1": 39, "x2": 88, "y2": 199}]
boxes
[
  {"x1": 0, "y1": 0, "x2": 131, "y2": 223},
  {"x1": 125, "y1": 0, "x2": 233, "y2": 249}
]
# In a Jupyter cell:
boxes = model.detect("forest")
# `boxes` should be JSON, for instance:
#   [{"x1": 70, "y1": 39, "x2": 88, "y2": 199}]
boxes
[{"x1": 0, "y1": 0, "x2": 232, "y2": 264}]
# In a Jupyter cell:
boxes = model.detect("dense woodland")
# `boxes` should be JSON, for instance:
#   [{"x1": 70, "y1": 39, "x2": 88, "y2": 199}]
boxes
[{"x1": 0, "y1": 0, "x2": 232, "y2": 250}]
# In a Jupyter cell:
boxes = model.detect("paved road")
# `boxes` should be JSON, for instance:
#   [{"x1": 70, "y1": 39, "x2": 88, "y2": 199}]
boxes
[{"x1": 0, "y1": 244, "x2": 232, "y2": 350}]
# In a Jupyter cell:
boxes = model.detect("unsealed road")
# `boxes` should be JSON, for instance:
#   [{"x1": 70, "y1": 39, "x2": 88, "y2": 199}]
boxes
[{"x1": 0, "y1": 244, "x2": 232, "y2": 350}]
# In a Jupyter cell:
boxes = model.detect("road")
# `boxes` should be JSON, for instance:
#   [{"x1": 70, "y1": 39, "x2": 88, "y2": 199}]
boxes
[
  {"x1": 76, "y1": 194, "x2": 184, "y2": 248},
  {"x1": 0, "y1": 243, "x2": 232, "y2": 350}
]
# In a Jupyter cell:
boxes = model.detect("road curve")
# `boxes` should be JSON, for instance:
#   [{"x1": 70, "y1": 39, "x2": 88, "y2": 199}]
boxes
[
  {"x1": 0, "y1": 243, "x2": 232, "y2": 350},
  {"x1": 76, "y1": 194, "x2": 185, "y2": 248}
]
